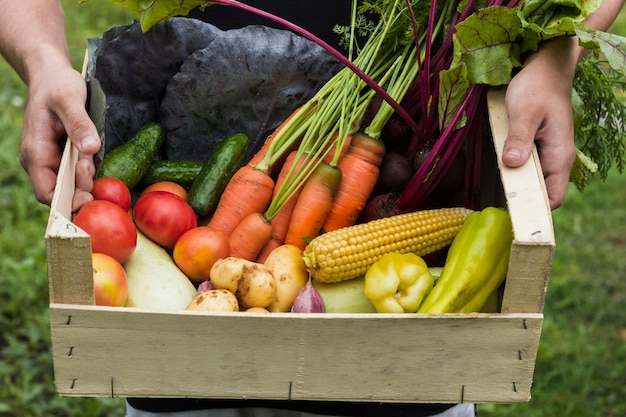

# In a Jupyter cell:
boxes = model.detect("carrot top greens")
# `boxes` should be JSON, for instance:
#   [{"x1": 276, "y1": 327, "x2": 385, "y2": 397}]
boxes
[{"x1": 91, "y1": 0, "x2": 626, "y2": 206}]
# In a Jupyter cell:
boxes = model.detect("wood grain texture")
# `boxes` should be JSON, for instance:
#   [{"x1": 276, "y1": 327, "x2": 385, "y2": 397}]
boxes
[
  {"x1": 50, "y1": 305, "x2": 542, "y2": 403},
  {"x1": 45, "y1": 137, "x2": 94, "y2": 306},
  {"x1": 487, "y1": 88, "x2": 555, "y2": 314}
]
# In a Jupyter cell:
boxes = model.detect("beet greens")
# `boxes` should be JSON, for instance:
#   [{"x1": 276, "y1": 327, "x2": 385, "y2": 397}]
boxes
[{"x1": 96, "y1": 0, "x2": 626, "y2": 209}]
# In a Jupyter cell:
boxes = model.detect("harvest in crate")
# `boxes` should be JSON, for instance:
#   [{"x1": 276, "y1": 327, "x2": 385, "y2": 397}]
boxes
[{"x1": 76, "y1": 0, "x2": 626, "y2": 313}]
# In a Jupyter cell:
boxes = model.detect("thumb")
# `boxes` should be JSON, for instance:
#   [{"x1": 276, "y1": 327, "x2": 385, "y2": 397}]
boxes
[
  {"x1": 501, "y1": 98, "x2": 542, "y2": 169},
  {"x1": 57, "y1": 100, "x2": 101, "y2": 156},
  {"x1": 501, "y1": 129, "x2": 535, "y2": 168}
]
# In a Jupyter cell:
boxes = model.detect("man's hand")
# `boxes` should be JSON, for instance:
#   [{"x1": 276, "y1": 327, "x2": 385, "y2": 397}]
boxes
[
  {"x1": 502, "y1": 37, "x2": 578, "y2": 209},
  {"x1": 19, "y1": 64, "x2": 101, "y2": 210}
]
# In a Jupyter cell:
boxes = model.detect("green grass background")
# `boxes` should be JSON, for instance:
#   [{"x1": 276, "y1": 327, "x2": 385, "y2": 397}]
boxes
[{"x1": 0, "y1": 2, "x2": 625, "y2": 416}]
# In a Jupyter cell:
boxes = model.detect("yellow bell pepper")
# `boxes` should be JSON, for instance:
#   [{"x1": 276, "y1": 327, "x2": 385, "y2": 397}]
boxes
[{"x1": 363, "y1": 252, "x2": 434, "y2": 313}]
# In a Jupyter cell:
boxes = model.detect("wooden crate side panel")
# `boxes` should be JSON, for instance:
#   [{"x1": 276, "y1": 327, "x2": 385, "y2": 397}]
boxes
[
  {"x1": 45, "y1": 211, "x2": 94, "y2": 305},
  {"x1": 45, "y1": 130, "x2": 95, "y2": 305},
  {"x1": 501, "y1": 244, "x2": 554, "y2": 314},
  {"x1": 487, "y1": 88, "x2": 555, "y2": 314},
  {"x1": 50, "y1": 305, "x2": 542, "y2": 404}
]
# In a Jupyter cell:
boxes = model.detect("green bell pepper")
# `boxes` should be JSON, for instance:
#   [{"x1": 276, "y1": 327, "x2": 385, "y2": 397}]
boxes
[{"x1": 417, "y1": 206, "x2": 513, "y2": 314}]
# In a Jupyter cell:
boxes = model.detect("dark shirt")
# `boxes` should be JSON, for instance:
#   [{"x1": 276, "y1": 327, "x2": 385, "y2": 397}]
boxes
[
  {"x1": 127, "y1": 398, "x2": 455, "y2": 416},
  {"x1": 187, "y1": 0, "x2": 351, "y2": 48},
  {"x1": 130, "y1": 3, "x2": 455, "y2": 416}
]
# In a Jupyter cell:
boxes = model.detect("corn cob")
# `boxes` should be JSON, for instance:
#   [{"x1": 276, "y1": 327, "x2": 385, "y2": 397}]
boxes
[{"x1": 302, "y1": 207, "x2": 473, "y2": 283}]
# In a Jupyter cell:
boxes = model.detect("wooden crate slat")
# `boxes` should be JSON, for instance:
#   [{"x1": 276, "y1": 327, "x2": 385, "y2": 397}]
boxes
[{"x1": 50, "y1": 305, "x2": 542, "y2": 403}]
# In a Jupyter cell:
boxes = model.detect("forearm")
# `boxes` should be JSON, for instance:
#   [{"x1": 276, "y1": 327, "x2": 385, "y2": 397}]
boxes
[
  {"x1": 570, "y1": 0, "x2": 626, "y2": 62},
  {"x1": 0, "y1": 0, "x2": 71, "y2": 85},
  {"x1": 526, "y1": 0, "x2": 625, "y2": 88},
  {"x1": 584, "y1": 0, "x2": 626, "y2": 32}
]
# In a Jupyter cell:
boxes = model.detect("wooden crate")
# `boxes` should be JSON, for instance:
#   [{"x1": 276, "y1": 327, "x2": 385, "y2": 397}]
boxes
[{"x1": 45, "y1": 88, "x2": 554, "y2": 404}]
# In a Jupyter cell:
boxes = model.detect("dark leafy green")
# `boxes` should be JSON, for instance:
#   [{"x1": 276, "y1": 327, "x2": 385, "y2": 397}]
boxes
[
  {"x1": 160, "y1": 25, "x2": 342, "y2": 162},
  {"x1": 88, "y1": 17, "x2": 220, "y2": 154},
  {"x1": 87, "y1": 18, "x2": 341, "y2": 164}
]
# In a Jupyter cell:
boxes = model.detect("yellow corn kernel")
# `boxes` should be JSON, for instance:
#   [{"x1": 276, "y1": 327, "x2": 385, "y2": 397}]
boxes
[{"x1": 302, "y1": 207, "x2": 473, "y2": 283}]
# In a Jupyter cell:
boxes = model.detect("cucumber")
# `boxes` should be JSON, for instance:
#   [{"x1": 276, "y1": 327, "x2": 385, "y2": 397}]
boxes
[
  {"x1": 139, "y1": 160, "x2": 204, "y2": 189},
  {"x1": 188, "y1": 133, "x2": 248, "y2": 218},
  {"x1": 97, "y1": 122, "x2": 165, "y2": 188}
]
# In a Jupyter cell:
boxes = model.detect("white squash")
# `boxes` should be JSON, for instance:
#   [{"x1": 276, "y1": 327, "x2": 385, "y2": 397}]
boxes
[{"x1": 123, "y1": 230, "x2": 196, "y2": 310}]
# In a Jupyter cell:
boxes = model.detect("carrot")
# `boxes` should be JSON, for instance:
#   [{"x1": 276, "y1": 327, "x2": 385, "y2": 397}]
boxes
[
  {"x1": 255, "y1": 238, "x2": 281, "y2": 263},
  {"x1": 255, "y1": 151, "x2": 304, "y2": 262},
  {"x1": 254, "y1": 102, "x2": 315, "y2": 176},
  {"x1": 322, "y1": 132, "x2": 385, "y2": 232},
  {"x1": 284, "y1": 162, "x2": 342, "y2": 250},
  {"x1": 322, "y1": 133, "x2": 353, "y2": 165},
  {"x1": 206, "y1": 104, "x2": 312, "y2": 237},
  {"x1": 246, "y1": 133, "x2": 273, "y2": 168},
  {"x1": 207, "y1": 165, "x2": 275, "y2": 236},
  {"x1": 228, "y1": 212, "x2": 274, "y2": 261}
]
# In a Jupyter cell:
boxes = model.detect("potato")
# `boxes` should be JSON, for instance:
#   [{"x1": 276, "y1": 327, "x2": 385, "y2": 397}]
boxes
[
  {"x1": 186, "y1": 289, "x2": 239, "y2": 312},
  {"x1": 264, "y1": 244, "x2": 309, "y2": 312},
  {"x1": 245, "y1": 307, "x2": 270, "y2": 313},
  {"x1": 209, "y1": 257, "x2": 256, "y2": 293},
  {"x1": 209, "y1": 256, "x2": 277, "y2": 309},
  {"x1": 236, "y1": 263, "x2": 276, "y2": 309}
]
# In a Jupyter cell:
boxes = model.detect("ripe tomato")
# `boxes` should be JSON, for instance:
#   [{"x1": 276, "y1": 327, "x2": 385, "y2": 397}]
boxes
[
  {"x1": 173, "y1": 226, "x2": 230, "y2": 283},
  {"x1": 92, "y1": 252, "x2": 128, "y2": 307},
  {"x1": 133, "y1": 191, "x2": 197, "y2": 249},
  {"x1": 92, "y1": 177, "x2": 132, "y2": 212},
  {"x1": 140, "y1": 181, "x2": 189, "y2": 201},
  {"x1": 73, "y1": 200, "x2": 137, "y2": 263}
]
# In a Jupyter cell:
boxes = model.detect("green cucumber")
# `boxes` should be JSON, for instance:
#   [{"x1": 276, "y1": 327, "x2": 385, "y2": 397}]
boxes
[
  {"x1": 97, "y1": 122, "x2": 165, "y2": 188},
  {"x1": 139, "y1": 160, "x2": 204, "y2": 189},
  {"x1": 188, "y1": 133, "x2": 248, "y2": 218}
]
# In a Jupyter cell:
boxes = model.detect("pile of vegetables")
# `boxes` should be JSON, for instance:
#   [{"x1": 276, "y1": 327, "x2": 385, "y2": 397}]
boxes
[
  {"x1": 91, "y1": 0, "x2": 626, "y2": 196},
  {"x1": 75, "y1": 0, "x2": 626, "y2": 314}
]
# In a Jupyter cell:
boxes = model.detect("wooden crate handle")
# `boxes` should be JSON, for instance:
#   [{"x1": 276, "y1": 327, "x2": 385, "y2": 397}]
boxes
[
  {"x1": 487, "y1": 87, "x2": 555, "y2": 314},
  {"x1": 45, "y1": 50, "x2": 94, "y2": 305}
]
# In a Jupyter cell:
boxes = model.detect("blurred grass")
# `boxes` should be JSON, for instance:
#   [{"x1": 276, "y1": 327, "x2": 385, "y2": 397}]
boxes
[
  {"x1": 0, "y1": 2, "x2": 132, "y2": 416},
  {"x1": 0, "y1": 2, "x2": 625, "y2": 417}
]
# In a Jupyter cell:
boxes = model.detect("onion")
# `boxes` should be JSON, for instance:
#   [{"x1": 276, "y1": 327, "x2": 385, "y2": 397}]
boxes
[
  {"x1": 196, "y1": 280, "x2": 215, "y2": 295},
  {"x1": 290, "y1": 279, "x2": 325, "y2": 313}
]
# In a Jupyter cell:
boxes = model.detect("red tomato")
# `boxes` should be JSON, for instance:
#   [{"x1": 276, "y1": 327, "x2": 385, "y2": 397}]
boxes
[
  {"x1": 133, "y1": 191, "x2": 197, "y2": 249},
  {"x1": 92, "y1": 253, "x2": 128, "y2": 307},
  {"x1": 140, "y1": 181, "x2": 189, "y2": 201},
  {"x1": 73, "y1": 200, "x2": 137, "y2": 263},
  {"x1": 173, "y1": 226, "x2": 230, "y2": 283},
  {"x1": 92, "y1": 177, "x2": 132, "y2": 212}
]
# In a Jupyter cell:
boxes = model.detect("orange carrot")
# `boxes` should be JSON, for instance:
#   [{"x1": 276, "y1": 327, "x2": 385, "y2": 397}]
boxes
[
  {"x1": 323, "y1": 133, "x2": 353, "y2": 165},
  {"x1": 322, "y1": 132, "x2": 385, "y2": 232},
  {"x1": 255, "y1": 151, "x2": 304, "y2": 262},
  {"x1": 229, "y1": 212, "x2": 274, "y2": 261},
  {"x1": 207, "y1": 165, "x2": 275, "y2": 236},
  {"x1": 246, "y1": 133, "x2": 273, "y2": 168},
  {"x1": 253, "y1": 103, "x2": 314, "y2": 176},
  {"x1": 254, "y1": 236, "x2": 281, "y2": 263},
  {"x1": 284, "y1": 162, "x2": 342, "y2": 250},
  {"x1": 206, "y1": 105, "x2": 311, "y2": 236}
]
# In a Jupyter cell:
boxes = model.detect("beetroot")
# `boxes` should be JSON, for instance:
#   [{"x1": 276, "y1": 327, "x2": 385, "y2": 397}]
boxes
[
  {"x1": 373, "y1": 151, "x2": 414, "y2": 195},
  {"x1": 362, "y1": 193, "x2": 403, "y2": 223}
]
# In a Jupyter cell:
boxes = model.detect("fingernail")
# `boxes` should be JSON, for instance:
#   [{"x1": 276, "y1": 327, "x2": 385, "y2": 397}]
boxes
[
  {"x1": 504, "y1": 148, "x2": 522, "y2": 159},
  {"x1": 80, "y1": 135, "x2": 100, "y2": 151}
]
